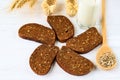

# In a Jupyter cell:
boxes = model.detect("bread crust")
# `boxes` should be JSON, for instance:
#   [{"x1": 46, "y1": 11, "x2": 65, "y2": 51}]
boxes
[
  {"x1": 29, "y1": 44, "x2": 59, "y2": 75},
  {"x1": 56, "y1": 46, "x2": 94, "y2": 76},
  {"x1": 18, "y1": 23, "x2": 56, "y2": 45},
  {"x1": 66, "y1": 27, "x2": 102, "y2": 53},
  {"x1": 47, "y1": 15, "x2": 74, "y2": 42}
]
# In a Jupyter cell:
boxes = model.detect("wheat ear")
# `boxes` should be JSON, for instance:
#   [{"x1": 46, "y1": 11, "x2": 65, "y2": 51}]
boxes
[
  {"x1": 10, "y1": 0, "x2": 20, "y2": 10},
  {"x1": 16, "y1": 0, "x2": 31, "y2": 8}
]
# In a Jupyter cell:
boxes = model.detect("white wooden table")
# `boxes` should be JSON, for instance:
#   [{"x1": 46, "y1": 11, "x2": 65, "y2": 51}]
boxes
[{"x1": 0, "y1": 0, "x2": 120, "y2": 80}]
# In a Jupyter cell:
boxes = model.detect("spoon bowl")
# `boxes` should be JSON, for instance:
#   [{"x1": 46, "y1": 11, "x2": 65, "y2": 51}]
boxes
[{"x1": 96, "y1": 44, "x2": 117, "y2": 70}]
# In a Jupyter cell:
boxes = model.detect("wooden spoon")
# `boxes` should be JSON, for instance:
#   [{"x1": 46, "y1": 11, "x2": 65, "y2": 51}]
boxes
[{"x1": 96, "y1": 0, "x2": 117, "y2": 70}]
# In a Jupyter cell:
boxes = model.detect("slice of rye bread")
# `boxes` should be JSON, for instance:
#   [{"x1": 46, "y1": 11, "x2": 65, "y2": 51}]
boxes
[
  {"x1": 56, "y1": 46, "x2": 94, "y2": 76},
  {"x1": 29, "y1": 44, "x2": 59, "y2": 75},
  {"x1": 47, "y1": 15, "x2": 74, "y2": 42},
  {"x1": 18, "y1": 23, "x2": 56, "y2": 45},
  {"x1": 66, "y1": 27, "x2": 102, "y2": 54}
]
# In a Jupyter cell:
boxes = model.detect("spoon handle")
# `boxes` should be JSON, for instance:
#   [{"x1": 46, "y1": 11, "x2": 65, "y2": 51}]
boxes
[{"x1": 102, "y1": 0, "x2": 107, "y2": 44}]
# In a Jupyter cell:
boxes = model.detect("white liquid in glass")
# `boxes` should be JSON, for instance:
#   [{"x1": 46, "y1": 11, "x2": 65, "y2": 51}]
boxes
[{"x1": 77, "y1": 0, "x2": 99, "y2": 29}]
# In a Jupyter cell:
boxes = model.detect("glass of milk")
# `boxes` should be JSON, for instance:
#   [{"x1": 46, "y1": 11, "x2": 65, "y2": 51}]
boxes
[{"x1": 77, "y1": 0, "x2": 100, "y2": 29}]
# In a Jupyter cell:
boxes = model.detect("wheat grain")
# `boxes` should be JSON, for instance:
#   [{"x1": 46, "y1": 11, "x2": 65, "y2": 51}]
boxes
[
  {"x1": 10, "y1": 0, "x2": 20, "y2": 10},
  {"x1": 16, "y1": 0, "x2": 30, "y2": 8},
  {"x1": 47, "y1": 0, "x2": 56, "y2": 5},
  {"x1": 10, "y1": 0, "x2": 37, "y2": 10},
  {"x1": 29, "y1": 0, "x2": 37, "y2": 7}
]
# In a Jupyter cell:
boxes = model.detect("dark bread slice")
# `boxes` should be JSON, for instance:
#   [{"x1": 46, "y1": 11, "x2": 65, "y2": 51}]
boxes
[
  {"x1": 47, "y1": 15, "x2": 74, "y2": 42},
  {"x1": 56, "y1": 46, "x2": 94, "y2": 76},
  {"x1": 29, "y1": 44, "x2": 59, "y2": 75},
  {"x1": 18, "y1": 23, "x2": 56, "y2": 45},
  {"x1": 66, "y1": 27, "x2": 102, "y2": 53}
]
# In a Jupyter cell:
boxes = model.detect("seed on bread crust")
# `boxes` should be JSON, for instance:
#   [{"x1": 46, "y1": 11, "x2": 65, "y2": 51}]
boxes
[
  {"x1": 56, "y1": 46, "x2": 94, "y2": 76},
  {"x1": 47, "y1": 15, "x2": 74, "y2": 42},
  {"x1": 66, "y1": 27, "x2": 102, "y2": 53},
  {"x1": 18, "y1": 23, "x2": 56, "y2": 45},
  {"x1": 29, "y1": 44, "x2": 59, "y2": 75}
]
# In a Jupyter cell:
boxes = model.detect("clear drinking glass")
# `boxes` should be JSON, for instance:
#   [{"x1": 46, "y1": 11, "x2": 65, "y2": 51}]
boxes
[{"x1": 77, "y1": 0, "x2": 100, "y2": 29}]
